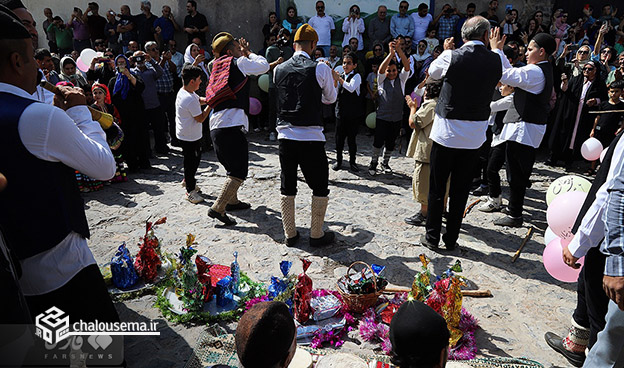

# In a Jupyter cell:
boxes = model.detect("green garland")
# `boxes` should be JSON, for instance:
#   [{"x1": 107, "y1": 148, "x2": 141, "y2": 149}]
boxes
[{"x1": 154, "y1": 272, "x2": 267, "y2": 324}]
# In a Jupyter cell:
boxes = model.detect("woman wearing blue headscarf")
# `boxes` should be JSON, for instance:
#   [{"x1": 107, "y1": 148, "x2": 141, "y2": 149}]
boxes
[{"x1": 108, "y1": 54, "x2": 150, "y2": 171}]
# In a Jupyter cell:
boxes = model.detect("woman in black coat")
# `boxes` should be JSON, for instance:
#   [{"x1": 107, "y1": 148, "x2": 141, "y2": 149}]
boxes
[
  {"x1": 548, "y1": 60, "x2": 608, "y2": 166},
  {"x1": 108, "y1": 55, "x2": 150, "y2": 171}
]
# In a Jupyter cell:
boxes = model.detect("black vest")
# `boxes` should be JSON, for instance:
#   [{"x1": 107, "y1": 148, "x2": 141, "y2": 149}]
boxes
[
  {"x1": 435, "y1": 43, "x2": 502, "y2": 121},
  {"x1": 213, "y1": 58, "x2": 250, "y2": 114},
  {"x1": 275, "y1": 54, "x2": 323, "y2": 126},
  {"x1": 0, "y1": 92, "x2": 90, "y2": 260},
  {"x1": 336, "y1": 72, "x2": 363, "y2": 119},
  {"x1": 503, "y1": 62, "x2": 554, "y2": 125}
]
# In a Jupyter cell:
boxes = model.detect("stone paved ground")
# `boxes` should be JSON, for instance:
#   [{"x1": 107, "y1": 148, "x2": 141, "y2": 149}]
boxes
[{"x1": 84, "y1": 130, "x2": 589, "y2": 368}]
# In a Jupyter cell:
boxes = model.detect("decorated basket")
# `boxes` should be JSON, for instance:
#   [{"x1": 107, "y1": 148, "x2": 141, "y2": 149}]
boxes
[{"x1": 336, "y1": 261, "x2": 383, "y2": 313}]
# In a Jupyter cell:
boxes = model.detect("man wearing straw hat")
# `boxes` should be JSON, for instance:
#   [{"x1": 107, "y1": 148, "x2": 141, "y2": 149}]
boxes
[
  {"x1": 274, "y1": 23, "x2": 339, "y2": 247},
  {"x1": 206, "y1": 32, "x2": 269, "y2": 226}
]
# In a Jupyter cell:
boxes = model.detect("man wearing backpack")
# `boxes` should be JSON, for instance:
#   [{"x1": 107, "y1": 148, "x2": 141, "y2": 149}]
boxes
[{"x1": 205, "y1": 32, "x2": 269, "y2": 226}]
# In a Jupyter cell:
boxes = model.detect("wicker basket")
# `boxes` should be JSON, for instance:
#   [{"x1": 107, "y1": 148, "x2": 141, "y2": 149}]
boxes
[{"x1": 336, "y1": 261, "x2": 383, "y2": 313}]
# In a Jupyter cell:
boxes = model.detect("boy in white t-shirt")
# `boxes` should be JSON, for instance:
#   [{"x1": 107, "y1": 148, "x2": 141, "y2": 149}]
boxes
[{"x1": 176, "y1": 65, "x2": 211, "y2": 203}]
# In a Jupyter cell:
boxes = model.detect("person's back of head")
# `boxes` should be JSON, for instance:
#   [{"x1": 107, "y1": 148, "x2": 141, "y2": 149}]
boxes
[
  {"x1": 235, "y1": 301, "x2": 296, "y2": 368},
  {"x1": 389, "y1": 300, "x2": 450, "y2": 368},
  {"x1": 460, "y1": 16, "x2": 490, "y2": 43}
]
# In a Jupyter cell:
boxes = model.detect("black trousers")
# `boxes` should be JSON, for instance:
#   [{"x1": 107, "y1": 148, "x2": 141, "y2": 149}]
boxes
[
  {"x1": 487, "y1": 142, "x2": 507, "y2": 198},
  {"x1": 573, "y1": 246, "x2": 609, "y2": 348},
  {"x1": 268, "y1": 87, "x2": 278, "y2": 132},
  {"x1": 279, "y1": 139, "x2": 329, "y2": 197},
  {"x1": 425, "y1": 142, "x2": 479, "y2": 246},
  {"x1": 122, "y1": 112, "x2": 150, "y2": 169},
  {"x1": 211, "y1": 127, "x2": 248, "y2": 180},
  {"x1": 25, "y1": 264, "x2": 120, "y2": 324},
  {"x1": 158, "y1": 92, "x2": 177, "y2": 143},
  {"x1": 335, "y1": 116, "x2": 360, "y2": 162},
  {"x1": 145, "y1": 106, "x2": 168, "y2": 152},
  {"x1": 475, "y1": 128, "x2": 493, "y2": 183},
  {"x1": 373, "y1": 119, "x2": 401, "y2": 151},
  {"x1": 505, "y1": 141, "x2": 536, "y2": 218},
  {"x1": 181, "y1": 139, "x2": 202, "y2": 193}
]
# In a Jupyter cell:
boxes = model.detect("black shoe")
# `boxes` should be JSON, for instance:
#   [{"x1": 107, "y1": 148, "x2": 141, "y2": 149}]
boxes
[
  {"x1": 472, "y1": 184, "x2": 489, "y2": 196},
  {"x1": 155, "y1": 147, "x2": 170, "y2": 155},
  {"x1": 419, "y1": 234, "x2": 439, "y2": 250},
  {"x1": 404, "y1": 213, "x2": 426, "y2": 226},
  {"x1": 544, "y1": 332, "x2": 585, "y2": 367},
  {"x1": 332, "y1": 162, "x2": 342, "y2": 171},
  {"x1": 225, "y1": 201, "x2": 251, "y2": 211},
  {"x1": 349, "y1": 162, "x2": 359, "y2": 172},
  {"x1": 494, "y1": 215, "x2": 523, "y2": 227},
  {"x1": 171, "y1": 139, "x2": 182, "y2": 147},
  {"x1": 208, "y1": 209, "x2": 236, "y2": 226},
  {"x1": 285, "y1": 232, "x2": 300, "y2": 247},
  {"x1": 310, "y1": 231, "x2": 335, "y2": 247}
]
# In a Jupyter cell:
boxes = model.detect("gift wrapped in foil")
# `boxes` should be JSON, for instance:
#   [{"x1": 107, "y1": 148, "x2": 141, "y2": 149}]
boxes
[
  {"x1": 230, "y1": 252, "x2": 240, "y2": 294},
  {"x1": 110, "y1": 242, "x2": 139, "y2": 289},
  {"x1": 216, "y1": 276, "x2": 233, "y2": 307},
  {"x1": 294, "y1": 259, "x2": 313, "y2": 323}
]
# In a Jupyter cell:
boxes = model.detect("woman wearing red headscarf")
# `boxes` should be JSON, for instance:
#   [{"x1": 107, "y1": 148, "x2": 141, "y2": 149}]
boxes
[{"x1": 92, "y1": 83, "x2": 127, "y2": 183}]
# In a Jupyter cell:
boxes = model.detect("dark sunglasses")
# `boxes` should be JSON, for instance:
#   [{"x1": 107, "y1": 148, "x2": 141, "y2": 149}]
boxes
[
  {"x1": 583, "y1": 66, "x2": 595, "y2": 71},
  {"x1": 400, "y1": 5, "x2": 408, "y2": 9},
  {"x1": 316, "y1": 6, "x2": 324, "y2": 9},
  {"x1": 374, "y1": 48, "x2": 382, "y2": 51},
  {"x1": 578, "y1": 50, "x2": 589, "y2": 54}
]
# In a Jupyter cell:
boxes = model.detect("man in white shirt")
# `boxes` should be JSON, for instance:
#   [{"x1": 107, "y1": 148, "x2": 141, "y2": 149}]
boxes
[
  {"x1": 274, "y1": 24, "x2": 339, "y2": 247},
  {"x1": 0, "y1": 9, "x2": 119, "y2": 334},
  {"x1": 308, "y1": 1, "x2": 335, "y2": 58},
  {"x1": 420, "y1": 16, "x2": 501, "y2": 251},
  {"x1": 176, "y1": 65, "x2": 211, "y2": 204},
  {"x1": 411, "y1": 2, "x2": 433, "y2": 45},
  {"x1": 488, "y1": 30, "x2": 555, "y2": 227},
  {"x1": 206, "y1": 32, "x2": 269, "y2": 226}
]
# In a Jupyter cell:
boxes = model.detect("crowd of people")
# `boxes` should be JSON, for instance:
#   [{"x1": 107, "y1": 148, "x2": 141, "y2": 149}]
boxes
[{"x1": 2, "y1": 0, "x2": 624, "y2": 366}]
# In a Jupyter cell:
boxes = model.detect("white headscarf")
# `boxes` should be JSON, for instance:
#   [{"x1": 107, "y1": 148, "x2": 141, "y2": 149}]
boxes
[{"x1": 184, "y1": 43, "x2": 209, "y2": 78}]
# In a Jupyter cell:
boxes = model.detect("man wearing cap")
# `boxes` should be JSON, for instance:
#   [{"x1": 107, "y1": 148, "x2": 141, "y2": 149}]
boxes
[
  {"x1": 206, "y1": 32, "x2": 269, "y2": 226},
  {"x1": 235, "y1": 301, "x2": 297, "y2": 368},
  {"x1": 274, "y1": 24, "x2": 339, "y2": 247},
  {"x1": 0, "y1": 6, "x2": 119, "y2": 333},
  {"x1": 489, "y1": 29, "x2": 555, "y2": 227}
]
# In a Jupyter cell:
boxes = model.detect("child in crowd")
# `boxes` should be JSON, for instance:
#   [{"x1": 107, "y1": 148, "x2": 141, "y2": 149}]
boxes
[
  {"x1": 588, "y1": 79, "x2": 624, "y2": 174},
  {"x1": 424, "y1": 27, "x2": 439, "y2": 55},
  {"x1": 176, "y1": 65, "x2": 211, "y2": 204},
  {"x1": 369, "y1": 40, "x2": 410, "y2": 175},
  {"x1": 334, "y1": 52, "x2": 363, "y2": 172},
  {"x1": 479, "y1": 84, "x2": 516, "y2": 212},
  {"x1": 365, "y1": 59, "x2": 379, "y2": 113},
  {"x1": 404, "y1": 78, "x2": 443, "y2": 226}
]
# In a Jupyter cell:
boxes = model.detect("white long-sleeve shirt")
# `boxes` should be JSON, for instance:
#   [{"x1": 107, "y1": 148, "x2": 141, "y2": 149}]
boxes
[
  {"x1": 341, "y1": 17, "x2": 365, "y2": 50},
  {"x1": 568, "y1": 135, "x2": 624, "y2": 259},
  {"x1": 209, "y1": 53, "x2": 270, "y2": 132},
  {"x1": 341, "y1": 70, "x2": 361, "y2": 96},
  {"x1": 428, "y1": 41, "x2": 491, "y2": 149},
  {"x1": 276, "y1": 51, "x2": 338, "y2": 142},
  {"x1": 0, "y1": 82, "x2": 115, "y2": 295},
  {"x1": 494, "y1": 49, "x2": 548, "y2": 149}
]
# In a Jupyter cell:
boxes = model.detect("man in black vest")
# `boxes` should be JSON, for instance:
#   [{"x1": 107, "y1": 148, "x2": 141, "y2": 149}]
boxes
[
  {"x1": 420, "y1": 16, "x2": 502, "y2": 251},
  {"x1": 488, "y1": 30, "x2": 555, "y2": 227},
  {"x1": 0, "y1": 7, "x2": 119, "y2": 332},
  {"x1": 274, "y1": 24, "x2": 339, "y2": 247},
  {"x1": 206, "y1": 32, "x2": 269, "y2": 226}
]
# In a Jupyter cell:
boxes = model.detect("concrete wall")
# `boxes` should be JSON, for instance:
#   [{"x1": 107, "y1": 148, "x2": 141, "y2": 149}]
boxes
[{"x1": 25, "y1": 0, "x2": 275, "y2": 52}]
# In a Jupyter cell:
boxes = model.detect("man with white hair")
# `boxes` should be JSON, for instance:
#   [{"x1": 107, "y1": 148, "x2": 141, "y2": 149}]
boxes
[
  {"x1": 419, "y1": 16, "x2": 502, "y2": 251},
  {"x1": 135, "y1": 0, "x2": 156, "y2": 47}
]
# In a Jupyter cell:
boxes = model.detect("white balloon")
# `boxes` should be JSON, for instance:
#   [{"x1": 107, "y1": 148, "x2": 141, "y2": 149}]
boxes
[
  {"x1": 544, "y1": 227, "x2": 558, "y2": 246},
  {"x1": 79, "y1": 48, "x2": 98, "y2": 67},
  {"x1": 581, "y1": 137, "x2": 603, "y2": 161}
]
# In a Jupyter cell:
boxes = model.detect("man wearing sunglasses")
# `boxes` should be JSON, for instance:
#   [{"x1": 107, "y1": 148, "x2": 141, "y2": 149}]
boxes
[
  {"x1": 308, "y1": 1, "x2": 335, "y2": 58},
  {"x1": 391, "y1": 1, "x2": 415, "y2": 40}
]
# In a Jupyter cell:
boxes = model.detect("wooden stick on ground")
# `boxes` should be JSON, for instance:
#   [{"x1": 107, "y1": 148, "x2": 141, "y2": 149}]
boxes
[
  {"x1": 463, "y1": 198, "x2": 481, "y2": 218},
  {"x1": 511, "y1": 226, "x2": 534, "y2": 263},
  {"x1": 383, "y1": 286, "x2": 493, "y2": 298}
]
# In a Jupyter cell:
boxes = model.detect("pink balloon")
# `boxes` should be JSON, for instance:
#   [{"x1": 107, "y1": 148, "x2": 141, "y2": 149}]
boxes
[
  {"x1": 76, "y1": 59, "x2": 89, "y2": 73},
  {"x1": 547, "y1": 191, "x2": 587, "y2": 241},
  {"x1": 543, "y1": 238, "x2": 584, "y2": 282},
  {"x1": 581, "y1": 137, "x2": 603, "y2": 161},
  {"x1": 249, "y1": 97, "x2": 262, "y2": 115}
]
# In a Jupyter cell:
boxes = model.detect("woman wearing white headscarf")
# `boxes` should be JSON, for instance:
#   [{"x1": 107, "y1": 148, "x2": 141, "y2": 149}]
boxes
[{"x1": 58, "y1": 56, "x2": 88, "y2": 89}]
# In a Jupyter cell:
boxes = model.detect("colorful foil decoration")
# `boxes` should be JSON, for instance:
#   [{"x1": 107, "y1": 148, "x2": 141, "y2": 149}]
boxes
[
  {"x1": 195, "y1": 255, "x2": 213, "y2": 302},
  {"x1": 231, "y1": 252, "x2": 240, "y2": 294},
  {"x1": 294, "y1": 258, "x2": 313, "y2": 323},
  {"x1": 216, "y1": 276, "x2": 234, "y2": 307},
  {"x1": 133, "y1": 218, "x2": 165, "y2": 283},
  {"x1": 110, "y1": 242, "x2": 139, "y2": 289},
  {"x1": 268, "y1": 260, "x2": 292, "y2": 299},
  {"x1": 175, "y1": 235, "x2": 205, "y2": 312}
]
